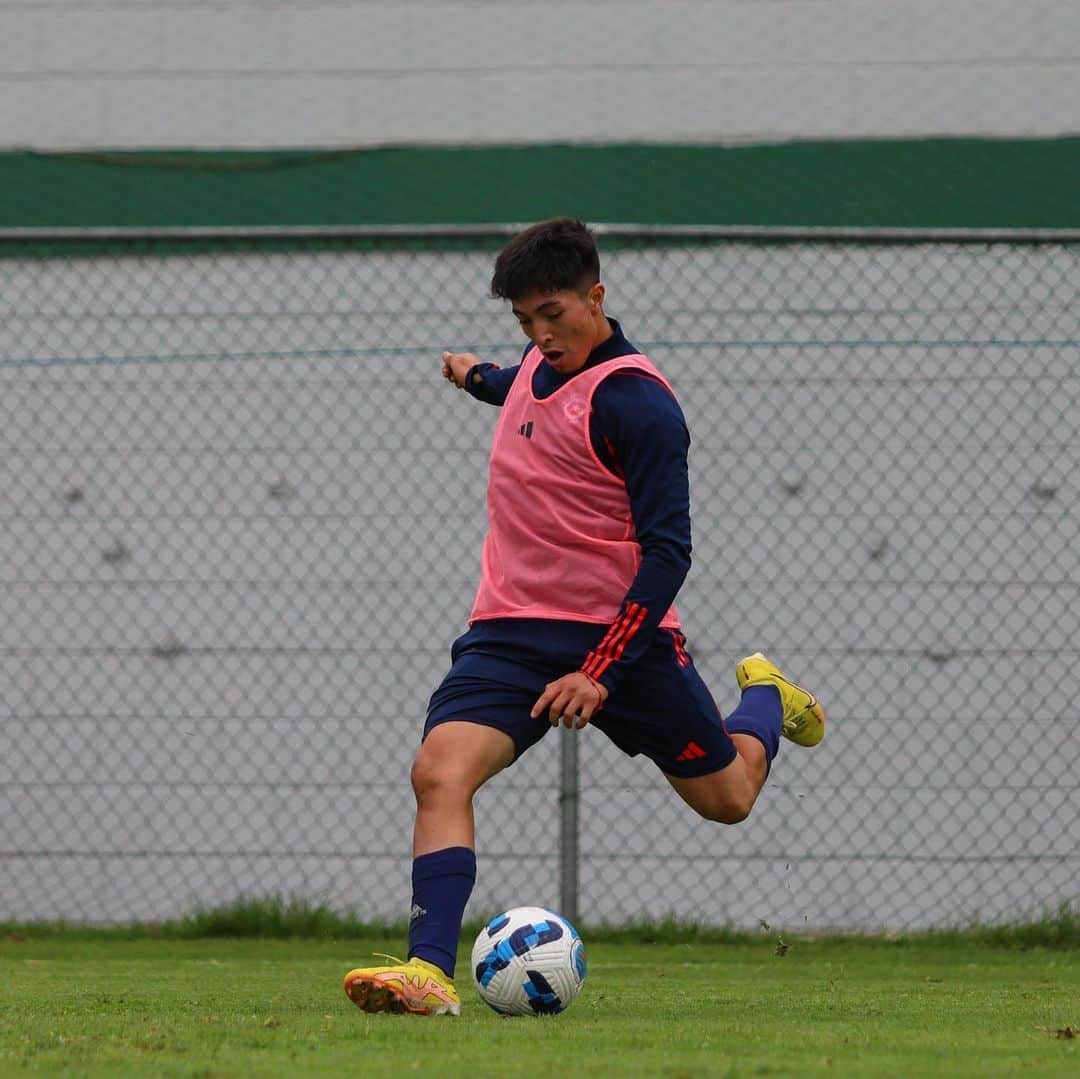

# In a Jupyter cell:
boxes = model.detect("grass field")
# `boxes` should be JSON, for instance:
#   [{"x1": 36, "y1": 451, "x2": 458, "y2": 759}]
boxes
[{"x1": 1, "y1": 925, "x2": 1077, "y2": 1078}]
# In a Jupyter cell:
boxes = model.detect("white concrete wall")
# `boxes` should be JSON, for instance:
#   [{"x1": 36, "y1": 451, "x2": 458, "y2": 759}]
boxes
[{"x1": 1, "y1": 0, "x2": 1078, "y2": 148}]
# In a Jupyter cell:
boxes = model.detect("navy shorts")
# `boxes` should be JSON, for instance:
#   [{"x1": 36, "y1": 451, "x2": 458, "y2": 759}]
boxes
[{"x1": 425, "y1": 619, "x2": 737, "y2": 778}]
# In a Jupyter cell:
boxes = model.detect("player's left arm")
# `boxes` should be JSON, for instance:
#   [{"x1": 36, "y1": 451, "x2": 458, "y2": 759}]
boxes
[{"x1": 531, "y1": 373, "x2": 692, "y2": 727}]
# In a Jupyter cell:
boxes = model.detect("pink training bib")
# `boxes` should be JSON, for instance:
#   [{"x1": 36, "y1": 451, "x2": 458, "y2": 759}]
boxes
[{"x1": 469, "y1": 346, "x2": 681, "y2": 629}]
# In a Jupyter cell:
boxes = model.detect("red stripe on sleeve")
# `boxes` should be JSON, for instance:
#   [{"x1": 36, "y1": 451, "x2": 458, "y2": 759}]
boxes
[
  {"x1": 582, "y1": 602, "x2": 648, "y2": 680},
  {"x1": 583, "y1": 603, "x2": 639, "y2": 671},
  {"x1": 581, "y1": 603, "x2": 637, "y2": 679},
  {"x1": 613, "y1": 604, "x2": 648, "y2": 660}
]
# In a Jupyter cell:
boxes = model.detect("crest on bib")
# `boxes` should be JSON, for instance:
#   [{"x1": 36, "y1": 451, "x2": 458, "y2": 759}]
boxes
[{"x1": 563, "y1": 396, "x2": 588, "y2": 421}]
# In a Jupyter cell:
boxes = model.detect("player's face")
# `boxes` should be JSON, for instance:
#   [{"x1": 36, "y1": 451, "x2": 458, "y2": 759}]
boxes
[{"x1": 510, "y1": 284, "x2": 607, "y2": 374}]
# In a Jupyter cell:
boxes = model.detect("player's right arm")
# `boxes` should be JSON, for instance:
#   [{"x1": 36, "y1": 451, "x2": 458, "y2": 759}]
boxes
[{"x1": 441, "y1": 351, "x2": 519, "y2": 405}]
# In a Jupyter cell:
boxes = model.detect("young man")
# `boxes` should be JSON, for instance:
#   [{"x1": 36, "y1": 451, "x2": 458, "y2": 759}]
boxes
[{"x1": 343, "y1": 219, "x2": 825, "y2": 1016}]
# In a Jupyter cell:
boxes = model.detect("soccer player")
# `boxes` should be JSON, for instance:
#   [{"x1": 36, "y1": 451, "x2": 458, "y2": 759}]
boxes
[{"x1": 343, "y1": 219, "x2": 825, "y2": 1016}]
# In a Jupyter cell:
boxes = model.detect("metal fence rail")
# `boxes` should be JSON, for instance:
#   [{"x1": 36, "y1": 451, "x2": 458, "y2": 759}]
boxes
[{"x1": 1, "y1": 230, "x2": 1077, "y2": 929}]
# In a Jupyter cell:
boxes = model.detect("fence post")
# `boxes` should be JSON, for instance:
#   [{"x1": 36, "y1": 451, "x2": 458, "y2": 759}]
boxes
[{"x1": 559, "y1": 727, "x2": 580, "y2": 923}]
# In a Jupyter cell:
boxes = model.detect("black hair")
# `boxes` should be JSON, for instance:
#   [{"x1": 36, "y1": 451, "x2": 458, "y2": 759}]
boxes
[{"x1": 490, "y1": 218, "x2": 600, "y2": 301}]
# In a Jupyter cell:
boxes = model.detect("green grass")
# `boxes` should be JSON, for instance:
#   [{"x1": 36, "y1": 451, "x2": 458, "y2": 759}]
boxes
[
  {"x1": 1, "y1": 931, "x2": 1077, "y2": 1077},
  {"x1": 6, "y1": 896, "x2": 1078, "y2": 947}
]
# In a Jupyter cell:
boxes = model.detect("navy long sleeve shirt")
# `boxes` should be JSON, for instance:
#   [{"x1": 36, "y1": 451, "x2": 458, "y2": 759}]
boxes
[{"x1": 463, "y1": 319, "x2": 693, "y2": 695}]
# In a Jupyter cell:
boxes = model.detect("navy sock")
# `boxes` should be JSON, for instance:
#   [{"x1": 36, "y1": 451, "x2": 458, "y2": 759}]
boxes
[
  {"x1": 407, "y1": 846, "x2": 477, "y2": 979},
  {"x1": 724, "y1": 685, "x2": 782, "y2": 763}
]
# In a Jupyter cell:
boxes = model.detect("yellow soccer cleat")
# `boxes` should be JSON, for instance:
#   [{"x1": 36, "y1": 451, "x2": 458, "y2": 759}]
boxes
[
  {"x1": 343, "y1": 956, "x2": 461, "y2": 1016},
  {"x1": 735, "y1": 652, "x2": 826, "y2": 747}
]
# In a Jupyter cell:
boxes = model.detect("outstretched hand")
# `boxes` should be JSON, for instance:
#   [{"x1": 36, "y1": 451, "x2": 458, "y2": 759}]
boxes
[
  {"x1": 531, "y1": 671, "x2": 609, "y2": 730},
  {"x1": 442, "y1": 351, "x2": 479, "y2": 389}
]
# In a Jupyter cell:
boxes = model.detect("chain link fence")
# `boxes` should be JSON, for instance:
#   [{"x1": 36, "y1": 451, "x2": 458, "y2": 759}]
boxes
[{"x1": 1, "y1": 231, "x2": 1077, "y2": 930}]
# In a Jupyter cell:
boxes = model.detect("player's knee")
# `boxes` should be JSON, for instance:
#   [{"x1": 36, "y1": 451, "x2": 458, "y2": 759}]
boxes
[
  {"x1": 409, "y1": 750, "x2": 442, "y2": 801},
  {"x1": 699, "y1": 791, "x2": 753, "y2": 825},
  {"x1": 410, "y1": 745, "x2": 470, "y2": 805},
  {"x1": 714, "y1": 802, "x2": 752, "y2": 825}
]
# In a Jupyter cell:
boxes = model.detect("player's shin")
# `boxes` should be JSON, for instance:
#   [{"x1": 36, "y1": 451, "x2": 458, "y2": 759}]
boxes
[
  {"x1": 408, "y1": 845, "x2": 477, "y2": 978},
  {"x1": 724, "y1": 685, "x2": 783, "y2": 765}
]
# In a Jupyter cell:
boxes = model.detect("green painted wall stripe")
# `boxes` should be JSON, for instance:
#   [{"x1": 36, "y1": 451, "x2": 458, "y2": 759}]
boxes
[{"x1": 1, "y1": 138, "x2": 1077, "y2": 230}]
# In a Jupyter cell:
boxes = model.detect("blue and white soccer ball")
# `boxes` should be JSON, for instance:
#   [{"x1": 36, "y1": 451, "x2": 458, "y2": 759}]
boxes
[{"x1": 471, "y1": 906, "x2": 587, "y2": 1016}]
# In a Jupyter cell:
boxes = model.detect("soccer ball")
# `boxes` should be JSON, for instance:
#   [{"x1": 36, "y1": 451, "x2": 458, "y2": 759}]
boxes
[{"x1": 471, "y1": 906, "x2": 587, "y2": 1016}]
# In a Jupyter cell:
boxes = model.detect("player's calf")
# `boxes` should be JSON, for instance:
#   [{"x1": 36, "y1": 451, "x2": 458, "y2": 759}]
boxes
[{"x1": 665, "y1": 757, "x2": 761, "y2": 824}]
